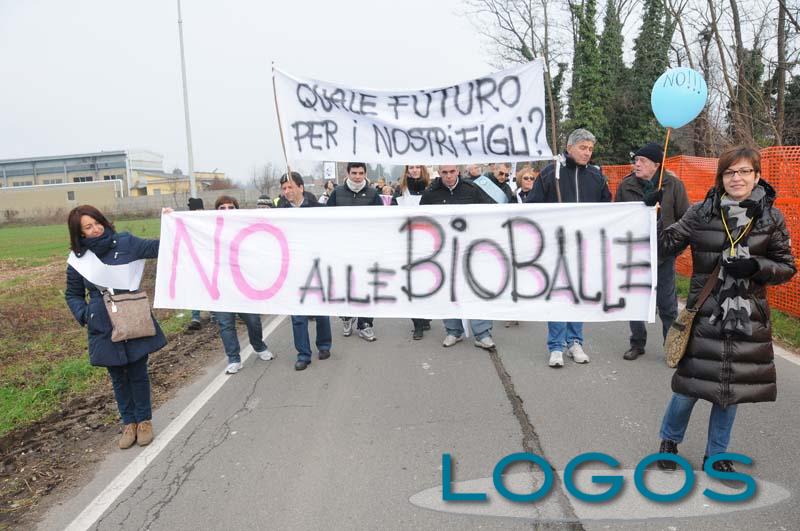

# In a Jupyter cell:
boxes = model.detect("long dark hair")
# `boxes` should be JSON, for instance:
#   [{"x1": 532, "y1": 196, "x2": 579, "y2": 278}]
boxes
[{"x1": 67, "y1": 205, "x2": 115, "y2": 254}]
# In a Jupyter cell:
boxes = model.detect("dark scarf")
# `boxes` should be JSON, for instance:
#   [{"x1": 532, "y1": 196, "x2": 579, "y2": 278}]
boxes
[
  {"x1": 79, "y1": 230, "x2": 115, "y2": 257},
  {"x1": 406, "y1": 177, "x2": 427, "y2": 195},
  {"x1": 709, "y1": 186, "x2": 766, "y2": 335}
]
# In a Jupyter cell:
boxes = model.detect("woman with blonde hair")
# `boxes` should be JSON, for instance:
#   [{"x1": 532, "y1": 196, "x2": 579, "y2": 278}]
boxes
[
  {"x1": 516, "y1": 168, "x2": 537, "y2": 203},
  {"x1": 395, "y1": 164, "x2": 431, "y2": 199}
]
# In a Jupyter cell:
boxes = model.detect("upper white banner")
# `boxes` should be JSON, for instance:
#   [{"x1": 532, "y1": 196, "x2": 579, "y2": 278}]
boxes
[
  {"x1": 154, "y1": 203, "x2": 656, "y2": 322},
  {"x1": 273, "y1": 61, "x2": 553, "y2": 165}
]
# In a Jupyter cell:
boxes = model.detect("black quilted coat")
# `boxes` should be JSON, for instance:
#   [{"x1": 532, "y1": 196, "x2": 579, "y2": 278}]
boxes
[{"x1": 659, "y1": 180, "x2": 796, "y2": 406}]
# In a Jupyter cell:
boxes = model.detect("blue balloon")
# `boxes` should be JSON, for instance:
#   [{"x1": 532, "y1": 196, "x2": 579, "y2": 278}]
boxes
[{"x1": 651, "y1": 67, "x2": 708, "y2": 128}]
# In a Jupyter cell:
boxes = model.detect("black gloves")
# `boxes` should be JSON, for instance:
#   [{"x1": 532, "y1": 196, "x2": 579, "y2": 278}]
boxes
[
  {"x1": 738, "y1": 199, "x2": 763, "y2": 220},
  {"x1": 722, "y1": 257, "x2": 760, "y2": 279},
  {"x1": 188, "y1": 197, "x2": 205, "y2": 211},
  {"x1": 643, "y1": 188, "x2": 663, "y2": 207}
]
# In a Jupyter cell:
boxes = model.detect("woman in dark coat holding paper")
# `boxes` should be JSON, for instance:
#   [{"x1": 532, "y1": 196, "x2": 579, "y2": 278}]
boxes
[
  {"x1": 64, "y1": 205, "x2": 168, "y2": 450},
  {"x1": 652, "y1": 147, "x2": 795, "y2": 473},
  {"x1": 393, "y1": 165, "x2": 433, "y2": 339}
]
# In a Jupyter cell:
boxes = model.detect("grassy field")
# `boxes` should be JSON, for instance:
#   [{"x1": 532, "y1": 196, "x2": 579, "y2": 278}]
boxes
[
  {"x1": 0, "y1": 218, "x2": 162, "y2": 266},
  {"x1": 0, "y1": 217, "x2": 187, "y2": 438}
]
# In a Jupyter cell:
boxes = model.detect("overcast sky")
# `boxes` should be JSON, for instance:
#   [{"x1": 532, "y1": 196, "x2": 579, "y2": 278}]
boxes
[{"x1": 0, "y1": 0, "x2": 493, "y2": 181}]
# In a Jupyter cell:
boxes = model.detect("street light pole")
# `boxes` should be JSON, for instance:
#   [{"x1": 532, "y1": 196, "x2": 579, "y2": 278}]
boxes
[{"x1": 177, "y1": 0, "x2": 197, "y2": 198}]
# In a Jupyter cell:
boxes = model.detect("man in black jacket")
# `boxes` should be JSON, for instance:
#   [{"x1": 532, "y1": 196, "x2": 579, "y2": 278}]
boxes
[
  {"x1": 419, "y1": 165, "x2": 494, "y2": 205},
  {"x1": 420, "y1": 165, "x2": 497, "y2": 350},
  {"x1": 526, "y1": 128, "x2": 611, "y2": 368},
  {"x1": 326, "y1": 162, "x2": 382, "y2": 342},
  {"x1": 326, "y1": 162, "x2": 383, "y2": 207},
  {"x1": 488, "y1": 162, "x2": 517, "y2": 203},
  {"x1": 279, "y1": 172, "x2": 332, "y2": 371},
  {"x1": 615, "y1": 142, "x2": 690, "y2": 360}
]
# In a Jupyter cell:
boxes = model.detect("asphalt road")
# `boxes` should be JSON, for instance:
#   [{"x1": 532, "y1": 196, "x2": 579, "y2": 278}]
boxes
[{"x1": 38, "y1": 316, "x2": 800, "y2": 530}]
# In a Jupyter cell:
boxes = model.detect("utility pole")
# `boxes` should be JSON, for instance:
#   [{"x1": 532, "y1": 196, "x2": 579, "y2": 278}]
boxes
[{"x1": 177, "y1": 0, "x2": 197, "y2": 198}]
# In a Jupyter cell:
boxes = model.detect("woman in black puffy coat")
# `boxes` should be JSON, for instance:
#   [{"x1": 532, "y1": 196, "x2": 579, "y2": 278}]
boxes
[
  {"x1": 654, "y1": 147, "x2": 796, "y2": 473},
  {"x1": 65, "y1": 205, "x2": 168, "y2": 450}
]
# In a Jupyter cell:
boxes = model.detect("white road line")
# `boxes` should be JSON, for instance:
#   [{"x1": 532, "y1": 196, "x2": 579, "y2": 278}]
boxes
[{"x1": 64, "y1": 314, "x2": 287, "y2": 531}]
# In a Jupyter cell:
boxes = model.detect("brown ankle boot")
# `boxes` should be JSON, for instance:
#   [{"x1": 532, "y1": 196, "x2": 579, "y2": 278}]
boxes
[
  {"x1": 136, "y1": 420, "x2": 154, "y2": 446},
  {"x1": 119, "y1": 423, "x2": 138, "y2": 449}
]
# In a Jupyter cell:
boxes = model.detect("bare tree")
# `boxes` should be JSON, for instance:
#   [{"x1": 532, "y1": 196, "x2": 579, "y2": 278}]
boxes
[
  {"x1": 250, "y1": 162, "x2": 282, "y2": 197},
  {"x1": 468, "y1": 0, "x2": 799, "y2": 155},
  {"x1": 464, "y1": 0, "x2": 567, "y2": 151},
  {"x1": 777, "y1": 0, "x2": 788, "y2": 144}
]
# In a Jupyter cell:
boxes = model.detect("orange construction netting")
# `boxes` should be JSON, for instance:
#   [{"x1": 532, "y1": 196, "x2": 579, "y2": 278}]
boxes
[{"x1": 603, "y1": 147, "x2": 800, "y2": 319}]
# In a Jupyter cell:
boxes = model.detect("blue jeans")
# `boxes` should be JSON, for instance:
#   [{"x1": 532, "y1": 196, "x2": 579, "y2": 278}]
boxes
[
  {"x1": 630, "y1": 257, "x2": 678, "y2": 347},
  {"x1": 659, "y1": 393, "x2": 738, "y2": 457},
  {"x1": 547, "y1": 322, "x2": 583, "y2": 352},
  {"x1": 443, "y1": 319, "x2": 493, "y2": 340},
  {"x1": 191, "y1": 309, "x2": 201, "y2": 322},
  {"x1": 107, "y1": 355, "x2": 152, "y2": 424},
  {"x1": 216, "y1": 312, "x2": 267, "y2": 363},
  {"x1": 292, "y1": 316, "x2": 332, "y2": 363}
]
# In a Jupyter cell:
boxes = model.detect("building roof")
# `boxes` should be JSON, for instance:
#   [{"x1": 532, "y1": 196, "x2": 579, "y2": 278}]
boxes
[
  {"x1": 132, "y1": 170, "x2": 222, "y2": 187},
  {"x1": 0, "y1": 150, "x2": 131, "y2": 165}
]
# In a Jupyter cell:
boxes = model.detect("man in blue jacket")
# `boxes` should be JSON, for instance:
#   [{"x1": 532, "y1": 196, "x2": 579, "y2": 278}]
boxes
[
  {"x1": 526, "y1": 128, "x2": 611, "y2": 368},
  {"x1": 279, "y1": 172, "x2": 333, "y2": 371}
]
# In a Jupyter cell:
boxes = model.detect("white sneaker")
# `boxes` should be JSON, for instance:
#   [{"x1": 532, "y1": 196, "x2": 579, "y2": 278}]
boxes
[
  {"x1": 442, "y1": 334, "x2": 464, "y2": 347},
  {"x1": 567, "y1": 342, "x2": 590, "y2": 363},
  {"x1": 225, "y1": 362, "x2": 241, "y2": 374},
  {"x1": 257, "y1": 349, "x2": 275, "y2": 361},
  {"x1": 474, "y1": 336, "x2": 496, "y2": 349},
  {"x1": 342, "y1": 317, "x2": 356, "y2": 337},
  {"x1": 548, "y1": 351, "x2": 564, "y2": 368},
  {"x1": 358, "y1": 326, "x2": 376, "y2": 342}
]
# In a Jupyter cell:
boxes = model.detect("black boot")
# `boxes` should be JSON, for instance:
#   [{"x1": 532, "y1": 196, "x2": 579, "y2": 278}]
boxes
[
  {"x1": 703, "y1": 455, "x2": 741, "y2": 487},
  {"x1": 623, "y1": 346, "x2": 645, "y2": 360},
  {"x1": 657, "y1": 439, "x2": 679, "y2": 471},
  {"x1": 412, "y1": 321, "x2": 424, "y2": 340},
  {"x1": 703, "y1": 455, "x2": 736, "y2": 473}
]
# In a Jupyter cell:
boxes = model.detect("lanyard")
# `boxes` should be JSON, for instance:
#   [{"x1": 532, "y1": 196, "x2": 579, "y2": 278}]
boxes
[{"x1": 720, "y1": 197, "x2": 753, "y2": 257}]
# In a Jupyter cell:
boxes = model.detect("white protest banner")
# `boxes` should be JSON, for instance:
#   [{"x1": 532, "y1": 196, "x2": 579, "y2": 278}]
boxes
[
  {"x1": 323, "y1": 161, "x2": 336, "y2": 182},
  {"x1": 273, "y1": 60, "x2": 552, "y2": 165},
  {"x1": 154, "y1": 204, "x2": 656, "y2": 322}
]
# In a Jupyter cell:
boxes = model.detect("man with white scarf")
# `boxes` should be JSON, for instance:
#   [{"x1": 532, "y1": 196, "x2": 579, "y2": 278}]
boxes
[{"x1": 326, "y1": 162, "x2": 383, "y2": 341}]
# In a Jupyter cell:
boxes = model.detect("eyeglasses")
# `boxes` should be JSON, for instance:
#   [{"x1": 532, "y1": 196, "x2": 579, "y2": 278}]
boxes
[
  {"x1": 722, "y1": 168, "x2": 755, "y2": 178},
  {"x1": 521, "y1": 176, "x2": 534, "y2": 181},
  {"x1": 497, "y1": 171, "x2": 509, "y2": 177},
  {"x1": 218, "y1": 204, "x2": 236, "y2": 210}
]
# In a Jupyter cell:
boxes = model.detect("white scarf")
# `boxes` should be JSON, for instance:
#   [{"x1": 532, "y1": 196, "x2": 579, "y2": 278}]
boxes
[
  {"x1": 67, "y1": 250, "x2": 145, "y2": 291},
  {"x1": 346, "y1": 177, "x2": 367, "y2": 193}
]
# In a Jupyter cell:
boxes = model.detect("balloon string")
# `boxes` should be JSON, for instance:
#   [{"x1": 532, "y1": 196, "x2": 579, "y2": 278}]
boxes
[{"x1": 657, "y1": 127, "x2": 671, "y2": 190}]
